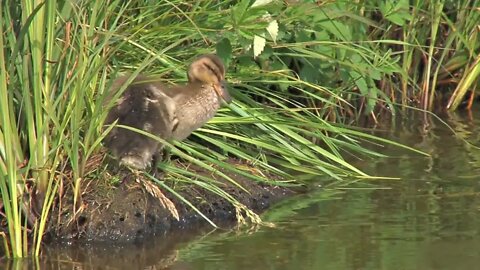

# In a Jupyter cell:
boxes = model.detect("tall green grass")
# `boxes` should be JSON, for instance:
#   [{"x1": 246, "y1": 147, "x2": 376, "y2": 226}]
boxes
[
  {"x1": 374, "y1": 0, "x2": 480, "y2": 111},
  {"x1": 3, "y1": 0, "x2": 473, "y2": 258},
  {"x1": 0, "y1": 0, "x2": 132, "y2": 257}
]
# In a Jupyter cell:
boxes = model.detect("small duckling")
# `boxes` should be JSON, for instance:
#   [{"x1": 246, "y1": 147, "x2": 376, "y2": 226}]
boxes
[
  {"x1": 104, "y1": 54, "x2": 231, "y2": 171},
  {"x1": 163, "y1": 54, "x2": 231, "y2": 141},
  {"x1": 104, "y1": 76, "x2": 177, "y2": 170}
]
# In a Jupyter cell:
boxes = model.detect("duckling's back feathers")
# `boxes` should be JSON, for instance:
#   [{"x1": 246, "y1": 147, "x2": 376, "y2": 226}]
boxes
[{"x1": 104, "y1": 76, "x2": 178, "y2": 169}]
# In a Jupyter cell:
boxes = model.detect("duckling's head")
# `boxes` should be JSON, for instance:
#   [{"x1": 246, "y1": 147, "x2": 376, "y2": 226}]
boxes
[{"x1": 187, "y1": 54, "x2": 232, "y2": 103}]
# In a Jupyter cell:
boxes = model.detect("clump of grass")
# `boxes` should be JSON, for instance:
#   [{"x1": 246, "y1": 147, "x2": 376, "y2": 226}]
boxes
[
  {"x1": 371, "y1": 0, "x2": 480, "y2": 111},
  {"x1": 1, "y1": 0, "x2": 132, "y2": 257}
]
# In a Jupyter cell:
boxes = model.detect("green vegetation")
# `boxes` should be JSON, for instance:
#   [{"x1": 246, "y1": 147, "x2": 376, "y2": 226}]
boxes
[{"x1": 0, "y1": 0, "x2": 477, "y2": 258}]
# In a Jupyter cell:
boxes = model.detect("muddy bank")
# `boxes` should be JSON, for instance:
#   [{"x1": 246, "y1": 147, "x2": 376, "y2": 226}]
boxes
[{"x1": 49, "y1": 158, "x2": 298, "y2": 242}]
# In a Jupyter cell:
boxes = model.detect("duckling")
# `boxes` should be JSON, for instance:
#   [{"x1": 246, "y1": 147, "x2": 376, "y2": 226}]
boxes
[
  {"x1": 162, "y1": 54, "x2": 231, "y2": 141},
  {"x1": 104, "y1": 76, "x2": 177, "y2": 170},
  {"x1": 104, "y1": 54, "x2": 231, "y2": 171}
]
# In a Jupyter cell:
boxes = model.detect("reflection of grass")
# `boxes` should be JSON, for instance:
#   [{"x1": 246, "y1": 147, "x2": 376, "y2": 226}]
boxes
[{"x1": 2, "y1": 0, "x2": 462, "y2": 258}]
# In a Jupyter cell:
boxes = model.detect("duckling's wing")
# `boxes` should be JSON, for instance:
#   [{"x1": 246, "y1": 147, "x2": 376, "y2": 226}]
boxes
[
  {"x1": 106, "y1": 82, "x2": 178, "y2": 169},
  {"x1": 104, "y1": 76, "x2": 140, "y2": 149},
  {"x1": 145, "y1": 84, "x2": 178, "y2": 137},
  {"x1": 104, "y1": 75, "x2": 139, "y2": 127}
]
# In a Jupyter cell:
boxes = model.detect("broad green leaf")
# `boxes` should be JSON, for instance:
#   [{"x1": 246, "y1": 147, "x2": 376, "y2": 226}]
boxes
[
  {"x1": 232, "y1": 0, "x2": 251, "y2": 24},
  {"x1": 317, "y1": 20, "x2": 352, "y2": 41},
  {"x1": 216, "y1": 38, "x2": 232, "y2": 66},
  {"x1": 379, "y1": 0, "x2": 412, "y2": 26}
]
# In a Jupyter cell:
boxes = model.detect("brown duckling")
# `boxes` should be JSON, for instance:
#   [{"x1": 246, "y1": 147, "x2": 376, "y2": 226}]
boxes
[
  {"x1": 104, "y1": 54, "x2": 231, "y2": 170},
  {"x1": 104, "y1": 76, "x2": 177, "y2": 170},
  {"x1": 162, "y1": 54, "x2": 231, "y2": 141}
]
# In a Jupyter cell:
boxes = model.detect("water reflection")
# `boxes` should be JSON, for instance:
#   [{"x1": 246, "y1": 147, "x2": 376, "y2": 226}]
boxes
[
  {"x1": 175, "y1": 109, "x2": 480, "y2": 270},
  {"x1": 3, "y1": 109, "x2": 480, "y2": 269}
]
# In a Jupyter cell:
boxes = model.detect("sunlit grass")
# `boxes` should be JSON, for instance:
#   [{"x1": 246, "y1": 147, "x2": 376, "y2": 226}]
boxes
[{"x1": 3, "y1": 0, "x2": 475, "y2": 258}]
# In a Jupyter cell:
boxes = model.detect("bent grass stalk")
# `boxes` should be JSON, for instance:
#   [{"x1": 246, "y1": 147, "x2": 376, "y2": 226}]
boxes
[{"x1": 448, "y1": 54, "x2": 480, "y2": 110}]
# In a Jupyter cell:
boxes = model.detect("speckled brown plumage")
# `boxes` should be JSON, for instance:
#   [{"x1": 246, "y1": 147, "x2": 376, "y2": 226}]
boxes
[
  {"x1": 104, "y1": 54, "x2": 231, "y2": 170},
  {"x1": 104, "y1": 76, "x2": 176, "y2": 170}
]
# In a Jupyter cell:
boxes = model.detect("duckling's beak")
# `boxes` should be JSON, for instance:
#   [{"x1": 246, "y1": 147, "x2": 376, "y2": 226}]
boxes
[{"x1": 213, "y1": 81, "x2": 232, "y2": 104}]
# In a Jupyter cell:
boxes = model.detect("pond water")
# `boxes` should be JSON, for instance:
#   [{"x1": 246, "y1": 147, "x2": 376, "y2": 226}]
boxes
[{"x1": 5, "y1": 108, "x2": 480, "y2": 269}]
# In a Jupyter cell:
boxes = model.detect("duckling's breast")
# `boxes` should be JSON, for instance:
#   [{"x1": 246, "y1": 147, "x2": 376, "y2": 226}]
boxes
[{"x1": 170, "y1": 83, "x2": 222, "y2": 141}]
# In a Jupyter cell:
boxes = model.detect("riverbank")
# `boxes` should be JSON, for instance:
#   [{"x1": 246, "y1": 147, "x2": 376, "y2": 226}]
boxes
[{"x1": 48, "y1": 155, "x2": 298, "y2": 242}]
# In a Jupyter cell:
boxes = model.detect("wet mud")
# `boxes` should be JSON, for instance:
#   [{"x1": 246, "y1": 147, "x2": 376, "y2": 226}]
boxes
[{"x1": 49, "y1": 158, "x2": 297, "y2": 242}]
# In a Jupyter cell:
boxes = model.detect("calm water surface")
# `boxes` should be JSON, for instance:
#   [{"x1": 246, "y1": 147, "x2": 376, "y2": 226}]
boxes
[{"x1": 6, "y1": 109, "x2": 480, "y2": 269}]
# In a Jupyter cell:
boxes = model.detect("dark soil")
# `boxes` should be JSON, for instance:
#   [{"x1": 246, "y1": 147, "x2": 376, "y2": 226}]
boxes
[{"x1": 49, "y1": 157, "x2": 298, "y2": 242}]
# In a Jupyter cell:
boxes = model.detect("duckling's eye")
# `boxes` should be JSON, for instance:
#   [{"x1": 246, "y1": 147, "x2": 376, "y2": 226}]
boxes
[
  {"x1": 202, "y1": 63, "x2": 222, "y2": 81},
  {"x1": 203, "y1": 63, "x2": 215, "y2": 73}
]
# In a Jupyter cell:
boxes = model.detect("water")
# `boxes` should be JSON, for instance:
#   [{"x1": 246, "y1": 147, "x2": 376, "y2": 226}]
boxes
[{"x1": 5, "y1": 109, "x2": 480, "y2": 269}]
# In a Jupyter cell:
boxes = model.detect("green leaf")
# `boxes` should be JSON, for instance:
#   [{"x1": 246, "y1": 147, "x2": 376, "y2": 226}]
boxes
[
  {"x1": 379, "y1": 0, "x2": 412, "y2": 26},
  {"x1": 232, "y1": 0, "x2": 251, "y2": 25},
  {"x1": 317, "y1": 20, "x2": 352, "y2": 41},
  {"x1": 216, "y1": 38, "x2": 232, "y2": 66},
  {"x1": 299, "y1": 64, "x2": 318, "y2": 84}
]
